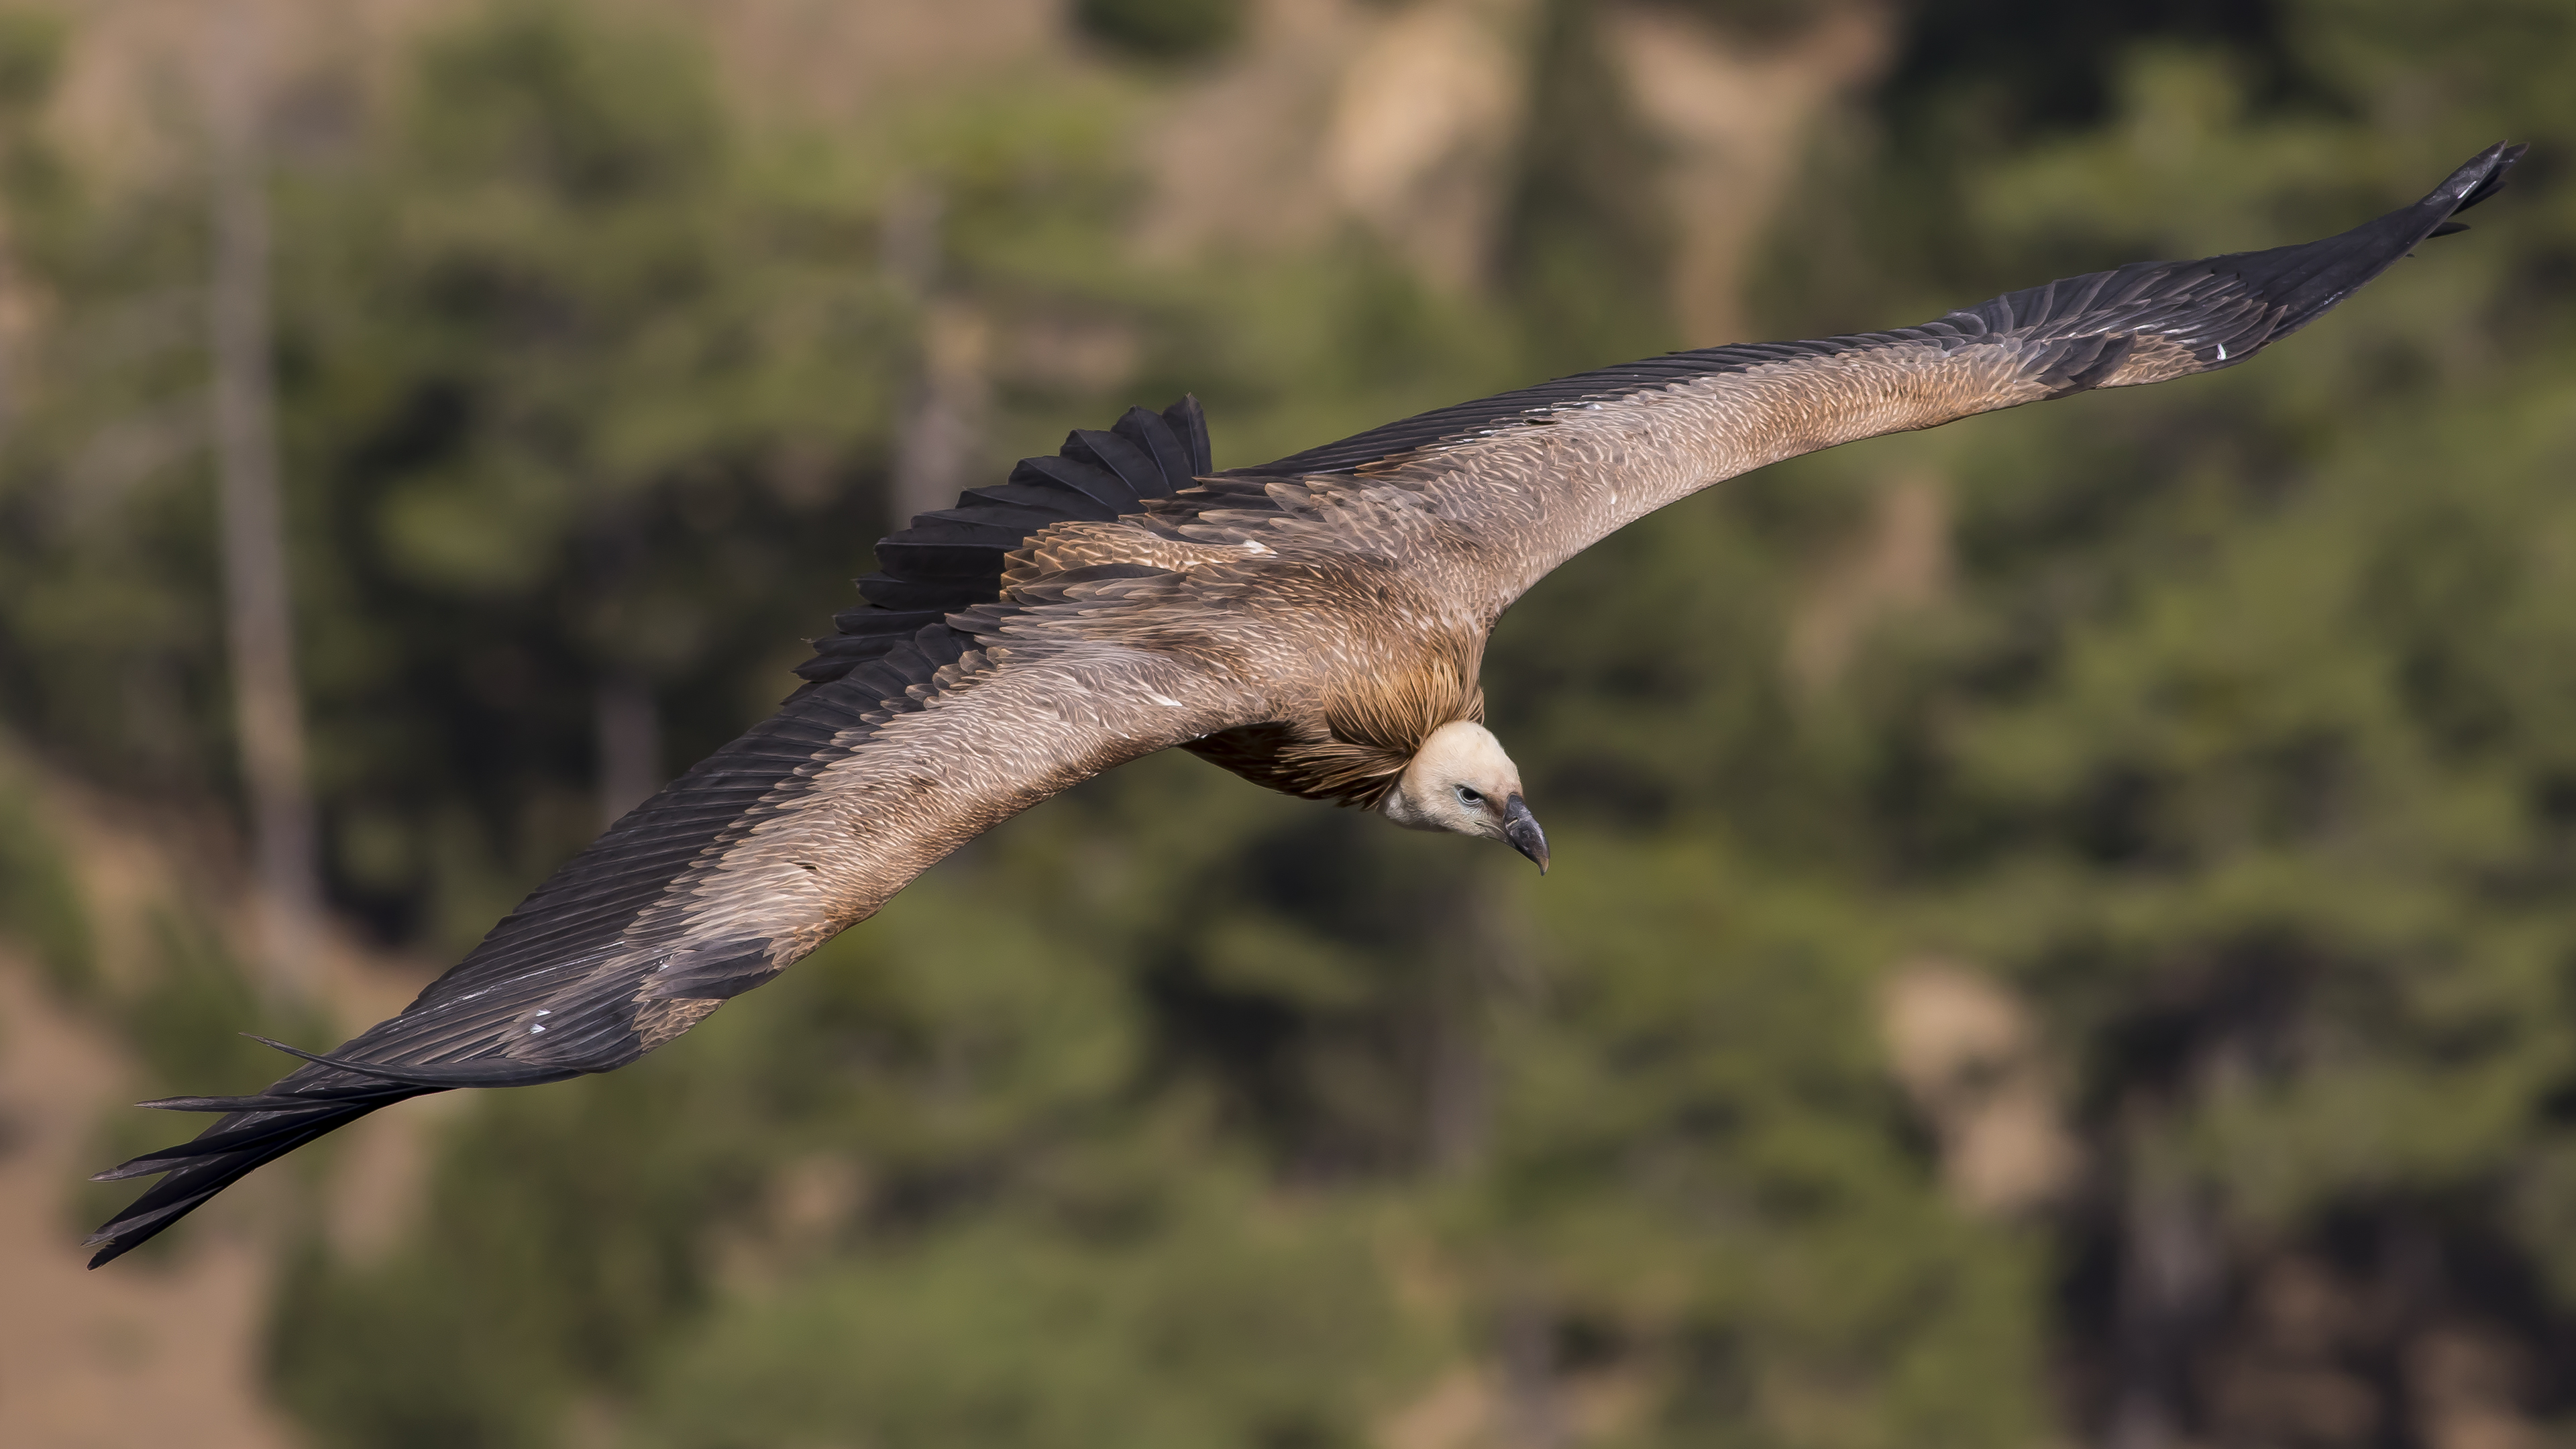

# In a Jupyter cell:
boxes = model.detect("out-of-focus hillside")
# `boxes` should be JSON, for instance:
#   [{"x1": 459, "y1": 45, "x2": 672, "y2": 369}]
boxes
[{"x1": 5, "y1": 1, "x2": 2575, "y2": 1447}]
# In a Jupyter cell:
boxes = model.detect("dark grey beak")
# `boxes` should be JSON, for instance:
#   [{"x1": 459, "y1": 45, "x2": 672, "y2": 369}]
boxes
[{"x1": 1502, "y1": 794, "x2": 1548, "y2": 875}]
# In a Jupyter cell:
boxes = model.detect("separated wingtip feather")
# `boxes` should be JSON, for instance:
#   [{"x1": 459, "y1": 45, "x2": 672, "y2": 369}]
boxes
[
  {"x1": 84, "y1": 1195, "x2": 209, "y2": 1267},
  {"x1": 135, "y1": 1090, "x2": 353, "y2": 1112},
  {"x1": 1164, "y1": 394, "x2": 1214, "y2": 475},
  {"x1": 87, "y1": 1089, "x2": 411, "y2": 1266},
  {"x1": 2435, "y1": 141, "x2": 2526, "y2": 218},
  {"x1": 237, "y1": 1032, "x2": 577, "y2": 1089},
  {"x1": 91, "y1": 1159, "x2": 163, "y2": 1183}
]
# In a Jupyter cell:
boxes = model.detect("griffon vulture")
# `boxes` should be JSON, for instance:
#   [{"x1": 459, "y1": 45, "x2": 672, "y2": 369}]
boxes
[{"x1": 85, "y1": 144, "x2": 2525, "y2": 1266}]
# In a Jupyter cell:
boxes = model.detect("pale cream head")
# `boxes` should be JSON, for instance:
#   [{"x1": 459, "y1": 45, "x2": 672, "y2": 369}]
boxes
[{"x1": 1378, "y1": 721, "x2": 1549, "y2": 871}]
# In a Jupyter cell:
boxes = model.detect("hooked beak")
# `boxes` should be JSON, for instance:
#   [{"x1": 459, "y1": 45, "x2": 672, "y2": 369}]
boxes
[{"x1": 1501, "y1": 794, "x2": 1549, "y2": 875}]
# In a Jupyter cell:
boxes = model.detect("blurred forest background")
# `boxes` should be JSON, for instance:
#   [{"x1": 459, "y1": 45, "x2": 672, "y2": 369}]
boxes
[{"x1": 0, "y1": 0, "x2": 2571, "y2": 1445}]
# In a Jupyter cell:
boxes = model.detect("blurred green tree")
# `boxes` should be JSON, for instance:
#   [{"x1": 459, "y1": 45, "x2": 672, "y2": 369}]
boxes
[
  {"x1": 1724, "y1": 1, "x2": 2576, "y2": 1439},
  {"x1": 272, "y1": 0, "x2": 901, "y2": 949}
]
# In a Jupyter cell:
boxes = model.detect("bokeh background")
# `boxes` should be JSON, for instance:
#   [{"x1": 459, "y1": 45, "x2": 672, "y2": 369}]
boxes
[{"x1": 1, "y1": 1, "x2": 2571, "y2": 1445}]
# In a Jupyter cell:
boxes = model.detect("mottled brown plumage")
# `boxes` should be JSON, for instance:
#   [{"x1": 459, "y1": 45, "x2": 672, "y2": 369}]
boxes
[{"x1": 84, "y1": 143, "x2": 2524, "y2": 1267}]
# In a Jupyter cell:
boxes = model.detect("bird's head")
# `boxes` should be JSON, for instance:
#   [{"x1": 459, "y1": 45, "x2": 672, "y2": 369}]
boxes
[{"x1": 1377, "y1": 720, "x2": 1548, "y2": 872}]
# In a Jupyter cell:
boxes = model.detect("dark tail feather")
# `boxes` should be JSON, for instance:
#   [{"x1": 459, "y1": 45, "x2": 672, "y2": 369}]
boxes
[{"x1": 85, "y1": 1077, "x2": 430, "y2": 1268}]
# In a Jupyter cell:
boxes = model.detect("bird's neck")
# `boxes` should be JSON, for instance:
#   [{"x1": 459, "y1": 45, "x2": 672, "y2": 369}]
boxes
[{"x1": 1181, "y1": 634, "x2": 1485, "y2": 808}]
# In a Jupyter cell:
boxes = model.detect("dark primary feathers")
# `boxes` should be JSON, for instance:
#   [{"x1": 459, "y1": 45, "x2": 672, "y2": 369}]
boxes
[
  {"x1": 85, "y1": 144, "x2": 2523, "y2": 1268},
  {"x1": 793, "y1": 398, "x2": 1212, "y2": 692}
]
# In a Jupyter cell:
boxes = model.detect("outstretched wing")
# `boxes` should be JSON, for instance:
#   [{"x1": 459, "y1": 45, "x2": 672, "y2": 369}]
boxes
[
  {"x1": 1218, "y1": 144, "x2": 2524, "y2": 616},
  {"x1": 87, "y1": 474, "x2": 1253, "y2": 1269}
]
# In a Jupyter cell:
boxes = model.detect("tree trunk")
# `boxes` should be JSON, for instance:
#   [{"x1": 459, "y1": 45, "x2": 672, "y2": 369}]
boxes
[
  {"x1": 1424, "y1": 873, "x2": 1501, "y2": 1172},
  {"x1": 594, "y1": 671, "x2": 661, "y2": 828},
  {"x1": 2106, "y1": 1150, "x2": 2219, "y2": 1449},
  {"x1": 1498, "y1": 1296, "x2": 1566, "y2": 1449},
  {"x1": 205, "y1": 7, "x2": 317, "y2": 1001},
  {"x1": 883, "y1": 182, "x2": 989, "y2": 528}
]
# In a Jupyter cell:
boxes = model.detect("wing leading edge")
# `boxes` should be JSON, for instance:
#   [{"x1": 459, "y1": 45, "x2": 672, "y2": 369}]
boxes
[{"x1": 1238, "y1": 144, "x2": 2524, "y2": 482}]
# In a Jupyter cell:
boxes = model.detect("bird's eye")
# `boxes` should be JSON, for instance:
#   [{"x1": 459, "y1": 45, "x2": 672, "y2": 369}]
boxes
[{"x1": 1454, "y1": 786, "x2": 1483, "y2": 807}]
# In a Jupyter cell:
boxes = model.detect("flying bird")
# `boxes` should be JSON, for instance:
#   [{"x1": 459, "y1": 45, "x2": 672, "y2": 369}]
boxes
[{"x1": 85, "y1": 144, "x2": 2524, "y2": 1266}]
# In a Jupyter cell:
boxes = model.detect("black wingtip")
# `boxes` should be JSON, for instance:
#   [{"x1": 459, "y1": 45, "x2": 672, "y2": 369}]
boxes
[
  {"x1": 2437, "y1": 141, "x2": 2526, "y2": 219},
  {"x1": 2204, "y1": 142, "x2": 2529, "y2": 356},
  {"x1": 2404, "y1": 143, "x2": 2522, "y2": 248},
  {"x1": 86, "y1": 1083, "x2": 419, "y2": 1267}
]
